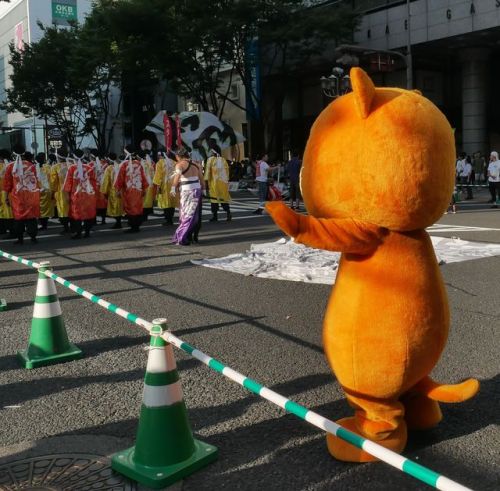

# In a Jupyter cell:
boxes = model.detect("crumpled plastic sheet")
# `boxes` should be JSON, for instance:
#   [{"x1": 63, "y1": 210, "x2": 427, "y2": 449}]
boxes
[{"x1": 192, "y1": 236, "x2": 500, "y2": 285}]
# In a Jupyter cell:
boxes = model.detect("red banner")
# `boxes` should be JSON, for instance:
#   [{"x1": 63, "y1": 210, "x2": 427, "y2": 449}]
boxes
[
  {"x1": 175, "y1": 113, "x2": 182, "y2": 147},
  {"x1": 163, "y1": 113, "x2": 172, "y2": 151}
]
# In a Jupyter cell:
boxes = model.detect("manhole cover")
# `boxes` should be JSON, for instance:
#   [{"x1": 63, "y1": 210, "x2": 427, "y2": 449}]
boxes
[{"x1": 0, "y1": 453, "x2": 137, "y2": 490}]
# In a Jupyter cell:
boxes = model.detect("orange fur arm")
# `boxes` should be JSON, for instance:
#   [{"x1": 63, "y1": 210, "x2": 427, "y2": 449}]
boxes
[{"x1": 266, "y1": 201, "x2": 387, "y2": 254}]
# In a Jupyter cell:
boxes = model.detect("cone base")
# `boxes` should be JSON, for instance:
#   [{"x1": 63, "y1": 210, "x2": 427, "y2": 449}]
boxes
[
  {"x1": 111, "y1": 439, "x2": 218, "y2": 489},
  {"x1": 17, "y1": 343, "x2": 83, "y2": 369}
]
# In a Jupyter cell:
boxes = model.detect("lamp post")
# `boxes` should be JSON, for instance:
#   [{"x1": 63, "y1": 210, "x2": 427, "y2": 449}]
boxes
[{"x1": 320, "y1": 67, "x2": 351, "y2": 99}]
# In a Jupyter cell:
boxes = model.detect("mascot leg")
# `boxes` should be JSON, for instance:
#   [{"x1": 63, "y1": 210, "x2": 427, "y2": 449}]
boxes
[{"x1": 326, "y1": 394, "x2": 407, "y2": 463}]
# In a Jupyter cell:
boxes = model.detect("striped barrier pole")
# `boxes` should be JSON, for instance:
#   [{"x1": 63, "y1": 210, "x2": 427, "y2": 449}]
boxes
[{"x1": 0, "y1": 249, "x2": 473, "y2": 491}]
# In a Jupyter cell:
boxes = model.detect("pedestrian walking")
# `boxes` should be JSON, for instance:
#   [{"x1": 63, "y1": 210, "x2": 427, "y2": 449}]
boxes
[
  {"x1": 287, "y1": 151, "x2": 302, "y2": 210},
  {"x1": 460, "y1": 155, "x2": 473, "y2": 200},
  {"x1": 3, "y1": 145, "x2": 40, "y2": 244},
  {"x1": 487, "y1": 151, "x2": 500, "y2": 208},
  {"x1": 64, "y1": 149, "x2": 98, "y2": 239},
  {"x1": 205, "y1": 150, "x2": 232, "y2": 222},
  {"x1": 171, "y1": 147, "x2": 204, "y2": 245},
  {"x1": 114, "y1": 145, "x2": 148, "y2": 233},
  {"x1": 253, "y1": 154, "x2": 274, "y2": 215}
]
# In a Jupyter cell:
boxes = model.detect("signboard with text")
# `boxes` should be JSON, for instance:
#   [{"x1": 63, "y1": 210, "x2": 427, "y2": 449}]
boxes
[{"x1": 52, "y1": 0, "x2": 78, "y2": 26}]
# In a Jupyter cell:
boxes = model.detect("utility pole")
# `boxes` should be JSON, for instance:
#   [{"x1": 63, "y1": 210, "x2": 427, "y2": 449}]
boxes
[{"x1": 406, "y1": 0, "x2": 413, "y2": 89}]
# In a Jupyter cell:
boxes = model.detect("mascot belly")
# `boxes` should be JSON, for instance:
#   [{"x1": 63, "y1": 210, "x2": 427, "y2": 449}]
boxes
[{"x1": 267, "y1": 68, "x2": 479, "y2": 462}]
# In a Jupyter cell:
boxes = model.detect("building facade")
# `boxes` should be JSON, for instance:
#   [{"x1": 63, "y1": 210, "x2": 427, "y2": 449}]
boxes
[
  {"x1": 0, "y1": 0, "x2": 93, "y2": 152},
  {"x1": 355, "y1": 0, "x2": 500, "y2": 157}
]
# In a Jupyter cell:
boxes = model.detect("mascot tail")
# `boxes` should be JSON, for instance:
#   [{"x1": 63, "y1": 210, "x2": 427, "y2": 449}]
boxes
[{"x1": 412, "y1": 376, "x2": 479, "y2": 403}]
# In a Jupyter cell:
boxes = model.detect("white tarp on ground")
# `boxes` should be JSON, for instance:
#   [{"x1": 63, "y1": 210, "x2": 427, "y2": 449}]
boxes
[{"x1": 192, "y1": 237, "x2": 500, "y2": 285}]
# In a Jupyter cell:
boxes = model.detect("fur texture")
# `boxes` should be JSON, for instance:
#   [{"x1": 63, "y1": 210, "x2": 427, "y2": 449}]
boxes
[{"x1": 266, "y1": 68, "x2": 479, "y2": 462}]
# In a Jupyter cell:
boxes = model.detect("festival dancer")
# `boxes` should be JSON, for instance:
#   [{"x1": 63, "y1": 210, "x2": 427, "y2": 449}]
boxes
[
  {"x1": 50, "y1": 152, "x2": 71, "y2": 234},
  {"x1": 35, "y1": 153, "x2": 54, "y2": 231},
  {"x1": 204, "y1": 150, "x2": 231, "y2": 222},
  {"x1": 90, "y1": 151, "x2": 108, "y2": 225},
  {"x1": 171, "y1": 147, "x2": 204, "y2": 245},
  {"x1": 114, "y1": 145, "x2": 148, "y2": 233},
  {"x1": 0, "y1": 149, "x2": 14, "y2": 236},
  {"x1": 3, "y1": 145, "x2": 41, "y2": 244},
  {"x1": 153, "y1": 152, "x2": 178, "y2": 226},
  {"x1": 140, "y1": 150, "x2": 155, "y2": 221},
  {"x1": 101, "y1": 152, "x2": 123, "y2": 229},
  {"x1": 63, "y1": 149, "x2": 97, "y2": 239}
]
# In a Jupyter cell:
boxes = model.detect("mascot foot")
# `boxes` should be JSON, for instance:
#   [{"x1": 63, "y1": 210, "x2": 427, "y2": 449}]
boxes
[
  {"x1": 403, "y1": 394, "x2": 442, "y2": 430},
  {"x1": 326, "y1": 417, "x2": 407, "y2": 463}
]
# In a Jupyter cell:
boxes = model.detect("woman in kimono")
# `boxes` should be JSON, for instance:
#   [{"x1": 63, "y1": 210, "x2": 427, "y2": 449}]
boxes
[
  {"x1": 101, "y1": 152, "x2": 123, "y2": 229},
  {"x1": 50, "y1": 152, "x2": 71, "y2": 234},
  {"x1": 0, "y1": 149, "x2": 14, "y2": 236},
  {"x1": 153, "y1": 152, "x2": 178, "y2": 226},
  {"x1": 114, "y1": 145, "x2": 148, "y2": 233},
  {"x1": 204, "y1": 151, "x2": 232, "y2": 222},
  {"x1": 35, "y1": 153, "x2": 54, "y2": 230},
  {"x1": 139, "y1": 150, "x2": 155, "y2": 221},
  {"x1": 3, "y1": 146, "x2": 40, "y2": 244},
  {"x1": 90, "y1": 151, "x2": 108, "y2": 225},
  {"x1": 63, "y1": 149, "x2": 97, "y2": 239},
  {"x1": 171, "y1": 147, "x2": 204, "y2": 245}
]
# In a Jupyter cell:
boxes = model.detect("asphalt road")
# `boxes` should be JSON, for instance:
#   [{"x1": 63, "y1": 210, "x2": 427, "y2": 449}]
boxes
[{"x1": 0, "y1": 191, "x2": 498, "y2": 491}]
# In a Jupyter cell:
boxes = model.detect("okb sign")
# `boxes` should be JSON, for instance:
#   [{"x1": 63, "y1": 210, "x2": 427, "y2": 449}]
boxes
[{"x1": 52, "y1": 0, "x2": 77, "y2": 26}]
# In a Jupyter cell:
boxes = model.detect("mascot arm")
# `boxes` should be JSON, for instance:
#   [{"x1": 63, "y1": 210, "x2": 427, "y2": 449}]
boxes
[{"x1": 266, "y1": 201, "x2": 386, "y2": 254}]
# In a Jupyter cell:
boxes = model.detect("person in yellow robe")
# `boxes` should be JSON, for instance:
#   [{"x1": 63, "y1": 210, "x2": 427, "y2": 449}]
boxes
[
  {"x1": 101, "y1": 152, "x2": 124, "y2": 229},
  {"x1": 140, "y1": 151, "x2": 155, "y2": 221},
  {"x1": 0, "y1": 149, "x2": 14, "y2": 236},
  {"x1": 204, "y1": 151, "x2": 231, "y2": 221},
  {"x1": 35, "y1": 153, "x2": 55, "y2": 230},
  {"x1": 49, "y1": 152, "x2": 71, "y2": 233},
  {"x1": 153, "y1": 153, "x2": 178, "y2": 226}
]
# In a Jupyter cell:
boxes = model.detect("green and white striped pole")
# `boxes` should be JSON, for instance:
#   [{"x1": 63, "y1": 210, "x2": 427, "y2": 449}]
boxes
[
  {"x1": 111, "y1": 319, "x2": 218, "y2": 489},
  {"x1": 17, "y1": 261, "x2": 82, "y2": 369}
]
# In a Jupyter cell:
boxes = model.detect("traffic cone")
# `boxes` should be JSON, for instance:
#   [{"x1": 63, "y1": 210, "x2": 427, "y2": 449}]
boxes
[
  {"x1": 112, "y1": 319, "x2": 218, "y2": 489},
  {"x1": 17, "y1": 261, "x2": 82, "y2": 369},
  {"x1": 0, "y1": 298, "x2": 7, "y2": 311}
]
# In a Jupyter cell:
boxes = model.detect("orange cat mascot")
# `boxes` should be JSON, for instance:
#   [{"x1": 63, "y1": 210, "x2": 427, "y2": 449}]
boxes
[{"x1": 267, "y1": 68, "x2": 479, "y2": 462}]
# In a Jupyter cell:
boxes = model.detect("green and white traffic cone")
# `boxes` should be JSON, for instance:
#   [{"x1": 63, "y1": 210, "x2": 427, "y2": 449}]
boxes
[
  {"x1": 112, "y1": 319, "x2": 218, "y2": 489},
  {"x1": 17, "y1": 261, "x2": 82, "y2": 369}
]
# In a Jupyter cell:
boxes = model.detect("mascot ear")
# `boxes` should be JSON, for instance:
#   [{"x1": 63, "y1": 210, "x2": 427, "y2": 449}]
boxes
[{"x1": 350, "y1": 67, "x2": 375, "y2": 119}]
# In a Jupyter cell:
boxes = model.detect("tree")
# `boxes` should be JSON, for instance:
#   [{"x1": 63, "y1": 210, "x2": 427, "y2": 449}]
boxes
[
  {"x1": 87, "y1": 0, "x2": 359, "y2": 152},
  {"x1": 3, "y1": 19, "x2": 123, "y2": 153},
  {"x1": 3, "y1": 25, "x2": 84, "y2": 151}
]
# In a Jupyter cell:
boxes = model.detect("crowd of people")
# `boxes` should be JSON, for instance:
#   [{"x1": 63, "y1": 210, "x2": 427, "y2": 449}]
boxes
[
  {"x1": 0, "y1": 144, "x2": 234, "y2": 246},
  {"x1": 455, "y1": 150, "x2": 500, "y2": 207}
]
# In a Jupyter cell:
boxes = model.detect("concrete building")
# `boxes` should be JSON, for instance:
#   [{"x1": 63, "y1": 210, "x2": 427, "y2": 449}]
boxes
[
  {"x1": 0, "y1": 0, "x2": 93, "y2": 152},
  {"x1": 354, "y1": 0, "x2": 500, "y2": 157}
]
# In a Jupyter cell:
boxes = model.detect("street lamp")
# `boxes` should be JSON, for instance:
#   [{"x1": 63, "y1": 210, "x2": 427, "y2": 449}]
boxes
[{"x1": 320, "y1": 67, "x2": 351, "y2": 99}]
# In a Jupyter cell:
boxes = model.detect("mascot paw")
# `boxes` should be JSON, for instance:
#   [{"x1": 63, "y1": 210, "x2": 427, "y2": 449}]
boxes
[
  {"x1": 326, "y1": 417, "x2": 407, "y2": 463},
  {"x1": 265, "y1": 201, "x2": 300, "y2": 238}
]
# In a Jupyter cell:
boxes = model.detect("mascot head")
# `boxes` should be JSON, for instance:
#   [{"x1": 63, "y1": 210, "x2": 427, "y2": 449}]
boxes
[{"x1": 300, "y1": 68, "x2": 455, "y2": 231}]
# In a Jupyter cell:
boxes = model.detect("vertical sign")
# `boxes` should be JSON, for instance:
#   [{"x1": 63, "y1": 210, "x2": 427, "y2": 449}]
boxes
[
  {"x1": 14, "y1": 22, "x2": 23, "y2": 51},
  {"x1": 52, "y1": 0, "x2": 78, "y2": 26},
  {"x1": 245, "y1": 38, "x2": 261, "y2": 121}
]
